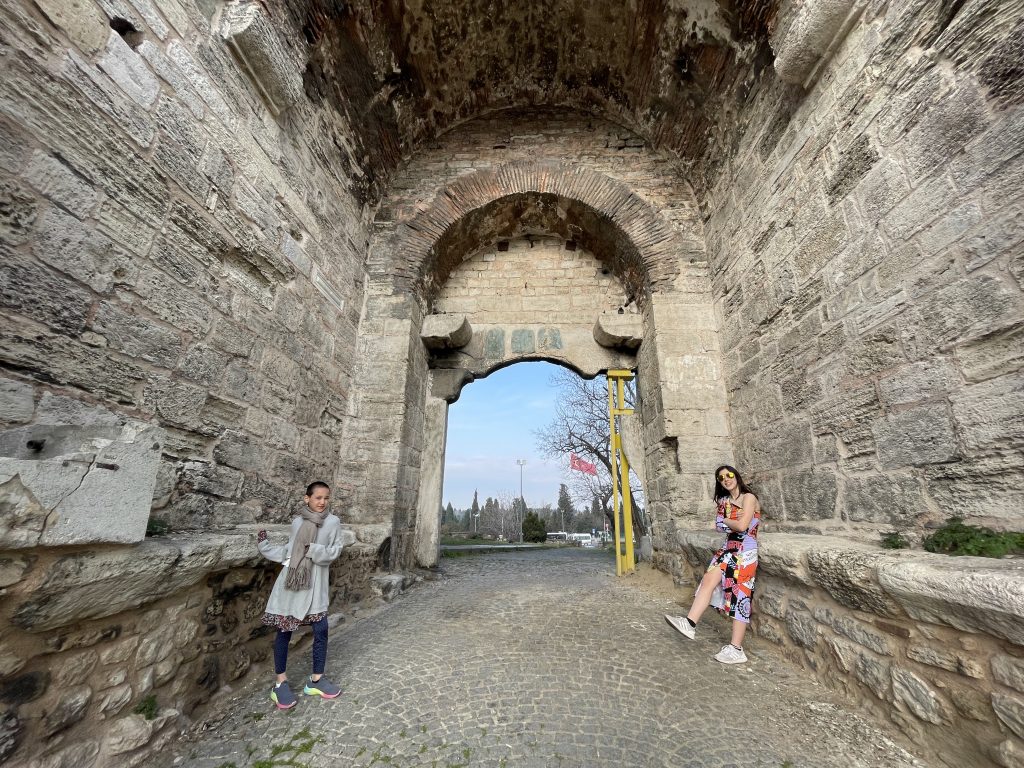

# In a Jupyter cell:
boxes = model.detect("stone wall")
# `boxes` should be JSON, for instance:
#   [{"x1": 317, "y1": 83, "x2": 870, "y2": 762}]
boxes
[
  {"x1": 658, "y1": 536, "x2": 1024, "y2": 768},
  {"x1": 0, "y1": 0, "x2": 369, "y2": 536},
  {"x1": 0, "y1": 527, "x2": 379, "y2": 767},
  {"x1": 0, "y1": 1, "x2": 384, "y2": 764},
  {"x1": 701, "y1": 0, "x2": 1024, "y2": 535},
  {"x1": 435, "y1": 236, "x2": 625, "y2": 324}
]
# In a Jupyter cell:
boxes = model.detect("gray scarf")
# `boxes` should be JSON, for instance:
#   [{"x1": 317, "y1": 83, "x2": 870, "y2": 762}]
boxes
[{"x1": 285, "y1": 505, "x2": 326, "y2": 591}]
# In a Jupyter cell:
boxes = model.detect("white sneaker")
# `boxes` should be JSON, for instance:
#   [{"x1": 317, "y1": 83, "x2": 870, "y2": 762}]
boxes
[
  {"x1": 714, "y1": 644, "x2": 748, "y2": 664},
  {"x1": 664, "y1": 614, "x2": 696, "y2": 640}
]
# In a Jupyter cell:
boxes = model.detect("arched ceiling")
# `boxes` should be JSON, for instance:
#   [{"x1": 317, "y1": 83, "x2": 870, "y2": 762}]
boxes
[{"x1": 290, "y1": 0, "x2": 780, "y2": 204}]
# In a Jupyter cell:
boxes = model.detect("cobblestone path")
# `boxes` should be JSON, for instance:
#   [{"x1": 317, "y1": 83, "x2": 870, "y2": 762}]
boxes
[{"x1": 162, "y1": 548, "x2": 928, "y2": 768}]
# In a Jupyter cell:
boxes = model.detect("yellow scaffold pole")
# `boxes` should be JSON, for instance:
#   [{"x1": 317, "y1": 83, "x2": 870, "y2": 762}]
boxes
[{"x1": 607, "y1": 369, "x2": 635, "y2": 576}]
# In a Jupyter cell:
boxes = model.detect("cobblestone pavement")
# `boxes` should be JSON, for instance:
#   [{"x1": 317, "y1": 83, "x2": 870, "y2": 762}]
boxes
[{"x1": 161, "y1": 549, "x2": 929, "y2": 768}]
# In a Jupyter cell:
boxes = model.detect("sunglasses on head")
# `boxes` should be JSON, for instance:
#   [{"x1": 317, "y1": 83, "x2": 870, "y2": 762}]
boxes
[{"x1": 717, "y1": 470, "x2": 735, "y2": 480}]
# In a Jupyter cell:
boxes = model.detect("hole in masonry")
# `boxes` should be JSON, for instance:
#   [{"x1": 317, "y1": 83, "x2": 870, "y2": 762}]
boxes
[
  {"x1": 565, "y1": 240, "x2": 577, "y2": 251},
  {"x1": 110, "y1": 17, "x2": 143, "y2": 48},
  {"x1": 496, "y1": 240, "x2": 509, "y2": 252}
]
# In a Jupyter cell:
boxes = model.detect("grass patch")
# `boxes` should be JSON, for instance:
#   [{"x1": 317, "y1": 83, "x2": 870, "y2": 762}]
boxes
[
  {"x1": 923, "y1": 517, "x2": 1024, "y2": 558},
  {"x1": 880, "y1": 531, "x2": 909, "y2": 549}
]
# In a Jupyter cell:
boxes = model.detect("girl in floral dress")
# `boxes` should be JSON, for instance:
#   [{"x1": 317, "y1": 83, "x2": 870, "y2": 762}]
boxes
[{"x1": 664, "y1": 465, "x2": 761, "y2": 664}]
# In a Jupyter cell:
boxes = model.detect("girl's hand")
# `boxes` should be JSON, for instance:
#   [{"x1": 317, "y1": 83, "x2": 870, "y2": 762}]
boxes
[{"x1": 257, "y1": 529, "x2": 268, "y2": 543}]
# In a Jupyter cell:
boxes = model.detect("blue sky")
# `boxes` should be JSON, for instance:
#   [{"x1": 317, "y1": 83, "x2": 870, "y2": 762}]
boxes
[{"x1": 443, "y1": 362, "x2": 568, "y2": 510}]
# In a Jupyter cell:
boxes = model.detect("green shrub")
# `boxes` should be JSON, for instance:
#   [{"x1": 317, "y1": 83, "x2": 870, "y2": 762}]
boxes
[
  {"x1": 146, "y1": 518, "x2": 170, "y2": 536},
  {"x1": 880, "y1": 531, "x2": 909, "y2": 549},
  {"x1": 134, "y1": 695, "x2": 158, "y2": 720},
  {"x1": 922, "y1": 517, "x2": 1024, "y2": 558}
]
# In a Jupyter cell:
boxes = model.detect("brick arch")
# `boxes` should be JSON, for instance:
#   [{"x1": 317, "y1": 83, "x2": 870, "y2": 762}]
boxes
[{"x1": 370, "y1": 160, "x2": 688, "y2": 306}]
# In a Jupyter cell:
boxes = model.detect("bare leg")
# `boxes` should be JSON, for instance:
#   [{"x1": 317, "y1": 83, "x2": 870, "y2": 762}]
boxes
[
  {"x1": 686, "y1": 567, "x2": 722, "y2": 624},
  {"x1": 276, "y1": 672, "x2": 287, "y2": 684},
  {"x1": 730, "y1": 619, "x2": 748, "y2": 648}
]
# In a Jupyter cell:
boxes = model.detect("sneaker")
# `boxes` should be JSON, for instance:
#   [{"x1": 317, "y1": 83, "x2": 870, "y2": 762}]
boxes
[
  {"x1": 714, "y1": 644, "x2": 748, "y2": 664},
  {"x1": 664, "y1": 614, "x2": 696, "y2": 640},
  {"x1": 303, "y1": 675, "x2": 341, "y2": 699},
  {"x1": 270, "y1": 681, "x2": 297, "y2": 709}
]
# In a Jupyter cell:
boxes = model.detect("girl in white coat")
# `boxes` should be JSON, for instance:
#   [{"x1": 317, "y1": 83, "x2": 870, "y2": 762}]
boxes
[{"x1": 257, "y1": 481, "x2": 355, "y2": 709}]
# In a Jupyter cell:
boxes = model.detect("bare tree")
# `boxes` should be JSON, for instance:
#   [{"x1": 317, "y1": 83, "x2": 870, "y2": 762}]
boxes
[{"x1": 533, "y1": 368, "x2": 647, "y2": 535}]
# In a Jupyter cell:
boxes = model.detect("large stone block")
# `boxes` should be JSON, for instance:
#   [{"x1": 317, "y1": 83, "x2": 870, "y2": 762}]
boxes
[
  {"x1": 770, "y1": 0, "x2": 863, "y2": 85},
  {"x1": 0, "y1": 379, "x2": 33, "y2": 424},
  {"x1": 872, "y1": 403, "x2": 959, "y2": 469},
  {"x1": 843, "y1": 473, "x2": 925, "y2": 526},
  {"x1": 779, "y1": 466, "x2": 837, "y2": 521},
  {"x1": 892, "y1": 666, "x2": 947, "y2": 725},
  {"x1": 221, "y1": 2, "x2": 302, "y2": 115},
  {"x1": 11, "y1": 530, "x2": 264, "y2": 631},
  {"x1": 806, "y1": 547, "x2": 905, "y2": 616},
  {"x1": 33, "y1": 0, "x2": 109, "y2": 56},
  {"x1": 0, "y1": 420, "x2": 164, "y2": 547},
  {"x1": 877, "y1": 555, "x2": 1024, "y2": 644},
  {"x1": 420, "y1": 313, "x2": 472, "y2": 350},
  {"x1": 951, "y1": 377, "x2": 1024, "y2": 453}
]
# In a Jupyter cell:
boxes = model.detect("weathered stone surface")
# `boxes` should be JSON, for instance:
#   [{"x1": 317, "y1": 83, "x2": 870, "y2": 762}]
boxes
[
  {"x1": 221, "y1": 2, "x2": 302, "y2": 115},
  {"x1": 98, "y1": 683, "x2": 133, "y2": 715},
  {"x1": 10, "y1": 531, "x2": 263, "y2": 631},
  {"x1": 892, "y1": 666, "x2": 946, "y2": 725},
  {"x1": 951, "y1": 377, "x2": 1024, "y2": 453},
  {"x1": 872, "y1": 404, "x2": 960, "y2": 469},
  {"x1": 593, "y1": 310, "x2": 643, "y2": 350},
  {"x1": 104, "y1": 714, "x2": 153, "y2": 755},
  {"x1": 0, "y1": 421, "x2": 164, "y2": 546},
  {"x1": 907, "y1": 644, "x2": 984, "y2": 679},
  {"x1": 33, "y1": 0, "x2": 109, "y2": 55},
  {"x1": 779, "y1": 466, "x2": 837, "y2": 521},
  {"x1": 843, "y1": 473, "x2": 925, "y2": 526},
  {"x1": 98, "y1": 32, "x2": 160, "y2": 109},
  {"x1": 995, "y1": 738, "x2": 1024, "y2": 768},
  {"x1": 878, "y1": 556, "x2": 1024, "y2": 645},
  {"x1": 806, "y1": 548, "x2": 904, "y2": 616},
  {"x1": 0, "y1": 378, "x2": 33, "y2": 424},
  {"x1": 994, "y1": 655, "x2": 1024, "y2": 694},
  {"x1": 994, "y1": 693, "x2": 1024, "y2": 741},
  {"x1": 770, "y1": 0, "x2": 861, "y2": 85},
  {"x1": 43, "y1": 685, "x2": 92, "y2": 736},
  {"x1": 31, "y1": 740, "x2": 101, "y2": 768},
  {"x1": 877, "y1": 360, "x2": 959, "y2": 407},
  {"x1": 420, "y1": 314, "x2": 472, "y2": 350}
]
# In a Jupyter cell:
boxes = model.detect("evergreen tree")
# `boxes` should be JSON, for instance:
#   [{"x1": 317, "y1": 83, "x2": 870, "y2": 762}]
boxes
[
  {"x1": 443, "y1": 501, "x2": 456, "y2": 525},
  {"x1": 556, "y1": 483, "x2": 576, "y2": 532},
  {"x1": 471, "y1": 490, "x2": 480, "y2": 533},
  {"x1": 522, "y1": 510, "x2": 547, "y2": 543}
]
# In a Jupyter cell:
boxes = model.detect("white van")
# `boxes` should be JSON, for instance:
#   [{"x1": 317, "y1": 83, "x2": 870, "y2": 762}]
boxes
[{"x1": 567, "y1": 533, "x2": 593, "y2": 546}]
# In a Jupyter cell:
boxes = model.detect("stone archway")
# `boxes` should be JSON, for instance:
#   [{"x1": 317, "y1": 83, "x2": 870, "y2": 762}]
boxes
[
  {"x1": 412, "y1": 232, "x2": 642, "y2": 566},
  {"x1": 343, "y1": 159, "x2": 731, "y2": 569}
]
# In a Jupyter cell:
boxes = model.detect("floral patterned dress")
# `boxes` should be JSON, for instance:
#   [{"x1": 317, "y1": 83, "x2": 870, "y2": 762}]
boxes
[{"x1": 708, "y1": 495, "x2": 760, "y2": 624}]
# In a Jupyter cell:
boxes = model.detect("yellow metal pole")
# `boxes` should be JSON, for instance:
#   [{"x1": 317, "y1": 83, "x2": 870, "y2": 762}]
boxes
[
  {"x1": 607, "y1": 376, "x2": 623, "y2": 576},
  {"x1": 606, "y1": 369, "x2": 636, "y2": 576},
  {"x1": 618, "y1": 376, "x2": 635, "y2": 569}
]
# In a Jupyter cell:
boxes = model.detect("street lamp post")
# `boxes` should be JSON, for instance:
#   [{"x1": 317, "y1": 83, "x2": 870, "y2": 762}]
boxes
[{"x1": 516, "y1": 459, "x2": 526, "y2": 541}]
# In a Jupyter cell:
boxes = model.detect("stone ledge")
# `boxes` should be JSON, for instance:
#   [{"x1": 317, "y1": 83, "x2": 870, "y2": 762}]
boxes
[
  {"x1": 421, "y1": 313, "x2": 473, "y2": 349},
  {"x1": 770, "y1": 0, "x2": 866, "y2": 86},
  {"x1": 673, "y1": 531, "x2": 1024, "y2": 643},
  {"x1": 10, "y1": 525, "x2": 373, "y2": 632},
  {"x1": 220, "y1": 2, "x2": 303, "y2": 115}
]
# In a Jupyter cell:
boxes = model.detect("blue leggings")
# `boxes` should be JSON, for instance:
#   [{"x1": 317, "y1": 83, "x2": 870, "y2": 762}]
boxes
[{"x1": 274, "y1": 616, "x2": 328, "y2": 676}]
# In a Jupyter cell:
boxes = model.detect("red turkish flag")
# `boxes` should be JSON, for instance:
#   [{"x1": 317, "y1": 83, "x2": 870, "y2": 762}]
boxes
[{"x1": 569, "y1": 453, "x2": 598, "y2": 476}]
